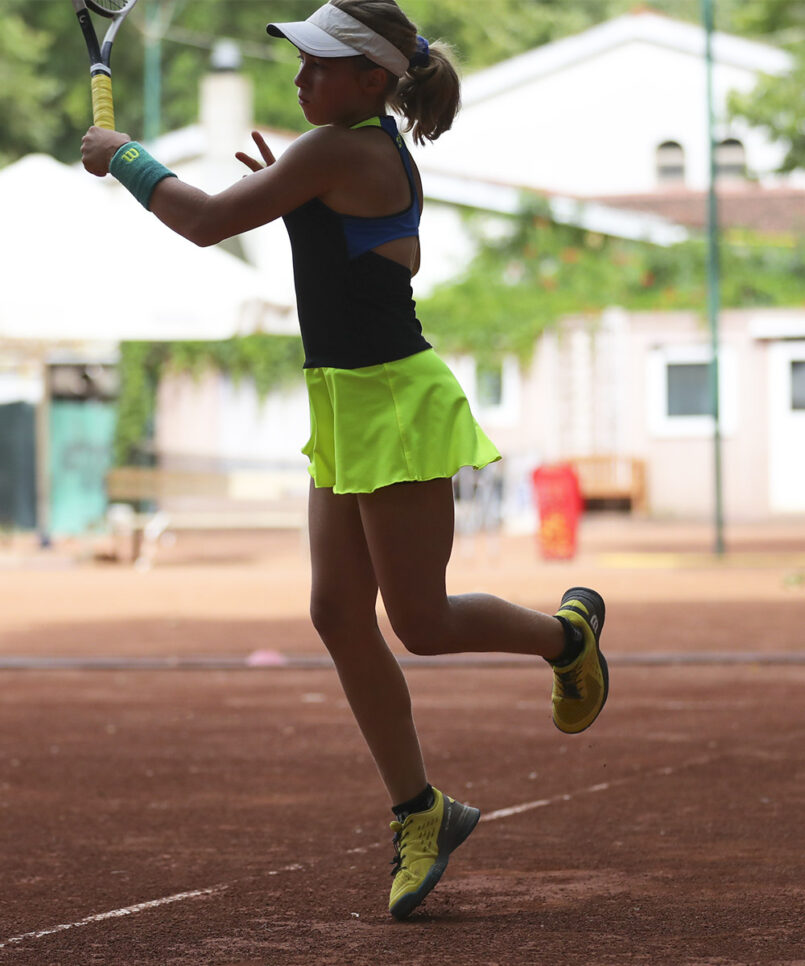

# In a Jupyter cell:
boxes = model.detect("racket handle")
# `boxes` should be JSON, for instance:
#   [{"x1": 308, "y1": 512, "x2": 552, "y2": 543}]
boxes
[{"x1": 91, "y1": 73, "x2": 115, "y2": 130}]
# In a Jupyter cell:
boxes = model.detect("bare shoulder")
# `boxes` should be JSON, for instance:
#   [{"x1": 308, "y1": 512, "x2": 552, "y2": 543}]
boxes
[
  {"x1": 280, "y1": 126, "x2": 337, "y2": 161},
  {"x1": 285, "y1": 125, "x2": 361, "y2": 161},
  {"x1": 278, "y1": 127, "x2": 370, "y2": 188}
]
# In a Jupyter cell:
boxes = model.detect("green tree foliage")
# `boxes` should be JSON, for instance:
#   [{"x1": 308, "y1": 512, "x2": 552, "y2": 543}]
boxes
[
  {"x1": 728, "y1": 0, "x2": 805, "y2": 38},
  {"x1": 0, "y1": 2, "x2": 60, "y2": 164},
  {"x1": 12, "y1": 0, "x2": 150, "y2": 163},
  {"x1": 113, "y1": 341, "x2": 161, "y2": 465},
  {"x1": 727, "y1": 1, "x2": 805, "y2": 173},
  {"x1": 730, "y1": 61, "x2": 805, "y2": 173}
]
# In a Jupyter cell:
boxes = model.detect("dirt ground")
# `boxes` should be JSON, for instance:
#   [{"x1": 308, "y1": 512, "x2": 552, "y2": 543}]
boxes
[{"x1": 1, "y1": 516, "x2": 804, "y2": 965}]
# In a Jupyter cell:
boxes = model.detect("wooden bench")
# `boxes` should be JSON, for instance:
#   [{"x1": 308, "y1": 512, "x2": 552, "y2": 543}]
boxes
[
  {"x1": 106, "y1": 466, "x2": 308, "y2": 565},
  {"x1": 567, "y1": 455, "x2": 647, "y2": 512}
]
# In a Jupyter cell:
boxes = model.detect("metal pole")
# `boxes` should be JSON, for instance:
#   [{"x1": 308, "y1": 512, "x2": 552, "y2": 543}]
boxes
[
  {"x1": 702, "y1": 0, "x2": 725, "y2": 555},
  {"x1": 35, "y1": 356, "x2": 51, "y2": 547},
  {"x1": 144, "y1": 0, "x2": 162, "y2": 142}
]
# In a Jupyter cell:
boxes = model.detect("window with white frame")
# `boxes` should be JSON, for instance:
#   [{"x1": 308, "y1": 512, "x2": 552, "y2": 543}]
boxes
[
  {"x1": 656, "y1": 141, "x2": 686, "y2": 185},
  {"x1": 476, "y1": 362, "x2": 503, "y2": 407},
  {"x1": 474, "y1": 356, "x2": 520, "y2": 426},
  {"x1": 647, "y1": 344, "x2": 737, "y2": 437},
  {"x1": 666, "y1": 362, "x2": 711, "y2": 416},
  {"x1": 716, "y1": 138, "x2": 746, "y2": 180},
  {"x1": 791, "y1": 361, "x2": 805, "y2": 411}
]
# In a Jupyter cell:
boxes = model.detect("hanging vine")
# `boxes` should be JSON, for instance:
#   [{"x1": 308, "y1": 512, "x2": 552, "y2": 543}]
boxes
[
  {"x1": 114, "y1": 333, "x2": 303, "y2": 465},
  {"x1": 419, "y1": 198, "x2": 805, "y2": 361}
]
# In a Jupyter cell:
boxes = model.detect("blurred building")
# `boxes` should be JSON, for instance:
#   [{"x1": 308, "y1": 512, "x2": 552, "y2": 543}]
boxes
[
  {"x1": 149, "y1": 10, "x2": 804, "y2": 526},
  {"x1": 3, "y1": 9, "x2": 803, "y2": 535},
  {"x1": 412, "y1": 9, "x2": 805, "y2": 521}
]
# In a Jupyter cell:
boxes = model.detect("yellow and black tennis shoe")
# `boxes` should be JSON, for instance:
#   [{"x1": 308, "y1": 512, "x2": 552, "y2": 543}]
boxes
[
  {"x1": 551, "y1": 587, "x2": 609, "y2": 734},
  {"x1": 388, "y1": 787, "x2": 480, "y2": 920}
]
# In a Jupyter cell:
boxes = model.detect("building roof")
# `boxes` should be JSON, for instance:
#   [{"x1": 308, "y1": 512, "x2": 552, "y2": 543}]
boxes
[
  {"x1": 461, "y1": 10, "x2": 792, "y2": 108},
  {"x1": 421, "y1": 171, "x2": 688, "y2": 246},
  {"x1": 582, "y1": 184, "x2": 805, "y2": 234}
]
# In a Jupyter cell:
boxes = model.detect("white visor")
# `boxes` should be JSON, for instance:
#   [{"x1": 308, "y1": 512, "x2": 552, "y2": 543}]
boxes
[{"x1": 267, "y1": 3, "x2": 410, "y2": 77}]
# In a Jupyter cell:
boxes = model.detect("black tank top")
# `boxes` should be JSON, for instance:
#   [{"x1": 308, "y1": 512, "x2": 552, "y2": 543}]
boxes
[{"x1": 282, "y1": 116, "x2": 431, "y2": 370}]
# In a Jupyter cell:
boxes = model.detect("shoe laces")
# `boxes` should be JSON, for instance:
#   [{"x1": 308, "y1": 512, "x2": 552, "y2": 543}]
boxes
[
  {"x1": 555, "y1": 664, "x2": 583, "y2": 699},
  {"x1": 389, "y1": 819, "x2": 406, "y2": 877}
]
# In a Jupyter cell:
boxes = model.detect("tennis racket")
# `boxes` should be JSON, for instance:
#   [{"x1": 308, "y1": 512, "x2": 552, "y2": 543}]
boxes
[{"x1": 72, "y1": 0, "x2": 140, "y2": 130}]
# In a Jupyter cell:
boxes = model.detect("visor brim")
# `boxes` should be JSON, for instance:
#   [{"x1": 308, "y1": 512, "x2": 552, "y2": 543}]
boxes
[{"x1": 266, "y1": 20, "x2": 361, "y2": 58}]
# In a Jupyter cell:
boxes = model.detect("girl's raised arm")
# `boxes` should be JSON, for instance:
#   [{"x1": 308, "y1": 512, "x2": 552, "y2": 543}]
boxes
[{"x1": 80, "y1": 125, "x2": 343, "y2": 247}]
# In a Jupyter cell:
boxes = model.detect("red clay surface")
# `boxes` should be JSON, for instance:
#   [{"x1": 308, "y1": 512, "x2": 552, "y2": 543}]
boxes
[{"x1": 1, "y1": 518, "x2": 804, "y2": 965}]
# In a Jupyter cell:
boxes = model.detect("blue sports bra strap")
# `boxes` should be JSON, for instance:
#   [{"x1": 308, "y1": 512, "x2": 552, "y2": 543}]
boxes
[
  {"x1": 352, "y1": 115, "x2": 417, "y2": 196},
  {"x1": 379, "y1": 116, "x2": 417, "y2": 193}
]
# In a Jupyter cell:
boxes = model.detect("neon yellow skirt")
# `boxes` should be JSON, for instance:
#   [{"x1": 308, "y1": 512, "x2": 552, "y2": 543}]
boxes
[{"x1": 302, "y1": 349, "x2": 501, "y2": 494}]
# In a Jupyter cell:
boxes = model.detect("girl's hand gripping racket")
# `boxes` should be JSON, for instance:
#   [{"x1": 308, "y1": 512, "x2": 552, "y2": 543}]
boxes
[{"x1": 71, "y1": 0, "x2": 140, "y2": 130}]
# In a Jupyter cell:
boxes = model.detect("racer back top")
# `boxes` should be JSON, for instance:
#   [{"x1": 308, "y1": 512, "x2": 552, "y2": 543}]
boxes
[{"x1": 282, "y1": 115, "x2": 431, "y2": 370}]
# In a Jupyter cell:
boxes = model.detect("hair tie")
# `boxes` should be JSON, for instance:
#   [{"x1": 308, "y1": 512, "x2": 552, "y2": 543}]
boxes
[{"x1": 409, "y1": 35, "x2": 430, "y2": 69}]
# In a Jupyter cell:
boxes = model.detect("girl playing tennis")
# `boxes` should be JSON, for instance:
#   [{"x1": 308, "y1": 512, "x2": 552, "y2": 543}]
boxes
[{"x1": 81, "y1": 0, "x2": 608, "y2": 921}]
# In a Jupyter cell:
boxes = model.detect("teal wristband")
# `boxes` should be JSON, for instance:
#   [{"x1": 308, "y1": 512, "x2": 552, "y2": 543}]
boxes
[{"x1": 109, "y1": 142, "x2": 177, "y2": 210}]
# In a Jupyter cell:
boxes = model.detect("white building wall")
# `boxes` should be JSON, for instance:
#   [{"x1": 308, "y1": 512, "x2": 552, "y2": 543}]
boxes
[
  {"x1": 152, "y1": 308, "x2": 805, "y2": 522},
  {"x1": 499, "y1": 307, "x2": 805, "y2": 521},
  {"x1": 146, "y1": 19, "x2": 804, "y2": 524},
  {"x1": 156, "y1": 371, "x2": 310, "y2": 475},
  {"x1": 601, "y1": 308, "x2": 800, "y2": 519}
]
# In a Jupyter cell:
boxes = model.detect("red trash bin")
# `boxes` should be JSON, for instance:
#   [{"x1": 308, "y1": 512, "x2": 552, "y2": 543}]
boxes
[{"x1": 531, "y1": 463, "x2": 583, "y2": 560}]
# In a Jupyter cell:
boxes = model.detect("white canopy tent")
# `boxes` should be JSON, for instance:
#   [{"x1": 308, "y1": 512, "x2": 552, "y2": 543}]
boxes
[
  {"x1": 0, "y1": 154, "x2": 295, "y2": 342},
  {"x1": 0, "y1": 153, "x2": 297, "y2": 539}
]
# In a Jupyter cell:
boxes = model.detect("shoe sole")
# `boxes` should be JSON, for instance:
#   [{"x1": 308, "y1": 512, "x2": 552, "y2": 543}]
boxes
[
  {"x1": 555, "y1": 587, "x2": 609, "y2": 735},
  {"x1": 389, "y1": 802, "x2": 480, "y2": 921}
]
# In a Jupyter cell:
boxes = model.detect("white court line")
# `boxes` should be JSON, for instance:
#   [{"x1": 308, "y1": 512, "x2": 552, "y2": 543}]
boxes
[
  {"x1": 266, "y1": 862, "x2": 305, "y2": 876},
  {"x1": 480, "y1": 754, "x2": 714, "y2": 823},
  {"x1": 0, "y1": 885, "x2": 227, "y2": 949},
  {"x1": 0, "y1": 755, "x2": 716, "y2": 949}
]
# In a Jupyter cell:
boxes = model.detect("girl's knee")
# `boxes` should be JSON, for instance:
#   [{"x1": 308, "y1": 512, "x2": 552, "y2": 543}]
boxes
[
  {"x1": 309, "y1": 592, "x2": 374, "y2": 647},
  {"x1": 388, "y1": 606, "x2": 449, "y2": 657},
  {"x1": 310, "y1": 593, "x2": 348, "y2": 641}
]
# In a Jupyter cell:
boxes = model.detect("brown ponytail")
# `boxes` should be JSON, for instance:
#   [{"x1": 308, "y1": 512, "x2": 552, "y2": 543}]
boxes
[
  {"x1": 391, "y1": 41, "x2": 460, "y2": 145},
  {"x1": 330, "y1": 0, "x2": 461, "y2": 144}
]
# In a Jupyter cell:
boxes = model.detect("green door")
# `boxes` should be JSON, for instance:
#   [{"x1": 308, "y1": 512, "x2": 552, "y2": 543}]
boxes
[
  {"x1": 49, "y1": 400, "x2": 115, "y2": 535},
  {"x1": 0, "y1": 402, "x2": 37, "y2": 530}
]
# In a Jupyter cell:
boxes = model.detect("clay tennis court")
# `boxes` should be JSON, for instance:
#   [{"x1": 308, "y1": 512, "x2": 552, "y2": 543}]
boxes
[{"x1": 1, "y1": 518, "x2": 804, "y2": 965}]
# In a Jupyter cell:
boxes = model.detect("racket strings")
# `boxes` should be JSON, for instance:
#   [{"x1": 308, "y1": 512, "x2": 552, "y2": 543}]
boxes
[{"x1": 87, "y1": 0, "x2": 135, "y2": 16}]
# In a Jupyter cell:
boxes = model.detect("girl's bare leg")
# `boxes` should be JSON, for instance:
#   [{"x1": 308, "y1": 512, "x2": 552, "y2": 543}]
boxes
[
  {"x1": 357, "y1": 478, "x2": 566, "y2": 659},
  {"x1": 307, "y1": 482, "x2": 427, "y2": 804}
]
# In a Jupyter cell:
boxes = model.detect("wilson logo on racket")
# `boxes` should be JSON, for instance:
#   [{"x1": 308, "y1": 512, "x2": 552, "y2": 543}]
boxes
[{"x1": 120, "y1": 147, "x2": 141, "y2": 163}]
